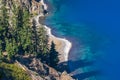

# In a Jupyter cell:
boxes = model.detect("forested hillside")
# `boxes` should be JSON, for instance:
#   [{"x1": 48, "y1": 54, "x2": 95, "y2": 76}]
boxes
[
  {"x1": 0, "y1": 0, "x2": 74, "y2": 80},
  {"x1": 0, "y1": 0, "x2": 49, "y2": 61}
]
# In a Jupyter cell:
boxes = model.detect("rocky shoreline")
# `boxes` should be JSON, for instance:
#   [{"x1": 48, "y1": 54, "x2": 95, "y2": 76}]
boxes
[{"x1": 40, "y1": 0, "x2": 72, "y2": 63}]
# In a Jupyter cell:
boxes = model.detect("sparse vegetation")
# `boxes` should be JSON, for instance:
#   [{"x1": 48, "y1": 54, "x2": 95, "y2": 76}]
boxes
[{"x1": 0, "y1": 62, "x2": 31, "y2": 80}]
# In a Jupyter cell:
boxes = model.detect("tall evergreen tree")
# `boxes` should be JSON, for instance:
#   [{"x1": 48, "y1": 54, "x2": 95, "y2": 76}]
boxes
[
  {"x1": 14, "y1": 6, "x2": 24, "y2": 54},
  {"x1": 31, "y1": 19, "x2": 38, "y2": 54},
  {"x1": 32, "y1": 20, "x2": 49, "y2": 56},
  {"x1": 38, "y1": 26, "x2": 49, "y2": 54},
  {"x1": 49, "y1": 41, "x2": 59, "y2": 68},
  {"x1": 21, "y1": 8, "x2": 32, "y2": 54},
  {"x1": 0, "y1": 0, "x2": 10, "y2": 58}
]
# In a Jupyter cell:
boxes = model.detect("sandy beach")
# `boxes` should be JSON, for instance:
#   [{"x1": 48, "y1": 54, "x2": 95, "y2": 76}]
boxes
[
  {"x1": 35, "y1": 0, "x2": 72, "y2": 62},
  {"x1": 44, "y1": 25, "x2": 72, "y2": 62}
]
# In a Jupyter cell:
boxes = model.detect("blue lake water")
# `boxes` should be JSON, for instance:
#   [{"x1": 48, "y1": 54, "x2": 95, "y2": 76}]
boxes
[{"x1": 46, "y1": 0, "x2": 120, "y2": 80}]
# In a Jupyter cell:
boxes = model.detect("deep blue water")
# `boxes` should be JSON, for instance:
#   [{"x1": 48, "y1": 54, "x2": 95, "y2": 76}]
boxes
[{"x1": 46, "y1": 0, "x2": 120, "y2": 80}]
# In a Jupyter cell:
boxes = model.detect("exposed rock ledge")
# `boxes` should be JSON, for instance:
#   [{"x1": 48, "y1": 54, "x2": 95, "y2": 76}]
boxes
[{"x1": 16, "y1": 56, "x2": 74, "y2": 80}]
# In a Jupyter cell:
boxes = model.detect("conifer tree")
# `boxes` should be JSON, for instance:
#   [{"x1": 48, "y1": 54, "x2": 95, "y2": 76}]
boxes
[
  {"x1": 0, "y1": 0, "x2": 50, "y2": 61},
  {"x1": 14, "y1": 7, "x2": 24, "y2": 54},
  {"x1": 49, "y1": 41, "x2": 59, "y2": 68},
  {"x1": 38, "y1": 26, "x2": 49, "y2": 54},
  {"x1": 31, "y1": 19, "x2": 38, "y2": 54},
  {"x1": 21, "y1": 8, "x2": 32, "y2": 54},
  {"x1": 0, "y1": 0, "x2": 10, "y2": 57},
  {"x1": 32, "y1": 20, "x2": 49, "y2": 57}
]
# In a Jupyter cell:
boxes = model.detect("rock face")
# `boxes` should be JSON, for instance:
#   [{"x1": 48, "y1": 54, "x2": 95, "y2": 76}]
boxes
[
  {"x1": 31, "y1": 0, "x2": 44, "y2": 14},
  {"x1": 2, "y1": 0, "x2": 44, "y2": 15},
  {"x1": 60, "y1": 71, "x2": 75, "y2": 80},
  {"x1": 16, "y1": 55, "x2": 75, "y2": 80},
  {"x1": 0, "y1": 0, "x2": 45, "y2": 29}
]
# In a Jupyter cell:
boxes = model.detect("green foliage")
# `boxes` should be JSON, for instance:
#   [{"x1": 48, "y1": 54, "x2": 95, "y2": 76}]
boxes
[
  {"x1": 0, "y1": 2, "x2": 49, "y2": 60},
  {"x1": 0, "y1": 1, "x2": 61, "y2": 79},
  {"x1": 32, "y1": 20, "x2": 49, "y2": 56},
  {"x1": 16, "y1": 7, "x2": 33, "y2": 54},
  {"x1": 49, "y1": 42, "x2": 59, "y2": 68},
  {"x1": 38, "y1": 26, "x2": 49, "y2": 54},
  {"x1": 0, "y1": 62, "x2": 31, "y2": 80},
  {"x1": 5, "y1": 39, "x2": 18, "y2": 59},
  {"x1": 31, "y1": 19, "x2": 38, "y2": 54}
]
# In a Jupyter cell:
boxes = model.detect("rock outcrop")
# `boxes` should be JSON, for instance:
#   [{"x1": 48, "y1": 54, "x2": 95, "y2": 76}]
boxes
[
  {"x1": 60, "y1": 71, "x2": 74, "y2": 80},
  {"x1": 1, "y1": 0, "x2": 45, "y2": 15},
  {"x1": 16, "y1": 55, "x2": 75, "y2": 80}
]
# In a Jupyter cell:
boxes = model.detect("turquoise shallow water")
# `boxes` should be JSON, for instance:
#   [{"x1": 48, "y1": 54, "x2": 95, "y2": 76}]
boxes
[{"x1": 45, "y1": 0, "x2": 120, "y2": 80}]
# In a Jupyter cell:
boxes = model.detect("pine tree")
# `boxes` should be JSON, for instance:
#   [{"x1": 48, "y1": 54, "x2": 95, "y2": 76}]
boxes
[
  {"x1": 49, "y1": 41, "x2": 59, "y2": 68},
  {"x1": 21, "y1": 8, "x2": 33, "y2": 54},
  {"x1": 14, "y1": 6, "x2": 24, "y2": 54},
  {"x1": 0, "y1": 0, "x2": 10, "y2": 57},
  {"x1": 31, "y1": 19, "x2": 38, "y2": 54},
  {"x1": 0, "y1": 0, "x2": 50, "y2": 61},
  {"x1": 32, "y1": 20, "x2": 49, "y2": 56},
  {"x1": 38, "y1": 26, "x2": 49, "y2": 54}
]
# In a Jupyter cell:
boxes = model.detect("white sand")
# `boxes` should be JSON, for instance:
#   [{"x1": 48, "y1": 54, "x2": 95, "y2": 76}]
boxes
[
  {"x1": 40, "y1": 0, "x2": 48, "y2": 10},
  {"x1": 34, "y1": 0, "x2": 72, "y2": 62},
  {"x1": 44, "y1": 25, "x2": 72, "y2": 62}
]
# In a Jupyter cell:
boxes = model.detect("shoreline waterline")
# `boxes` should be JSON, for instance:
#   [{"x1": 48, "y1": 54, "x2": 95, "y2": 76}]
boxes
[
  {"x1": 34, "y1": 14, "x2": 72, "y2": 62},
  {"x1": 39, "y1": 0, "x2": 72, "y2": 62},
  {"x1": 44, "y1": 25, "x2": 72, "y2": 62},
  {"x1": 35, "y1": 15, "x2": 72, "y2": 62}
]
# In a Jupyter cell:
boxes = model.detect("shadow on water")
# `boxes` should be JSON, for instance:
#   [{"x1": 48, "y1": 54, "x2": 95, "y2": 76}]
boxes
[
  {"x1": 58, "y1": 60, "x2": 94, "y2": 72},
  {"x1": 73, "y1": 70, "x2": 100, "y2": 80},
  {"x1": 58, "y1": 59, "x2": 100, "y2": 80}
]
